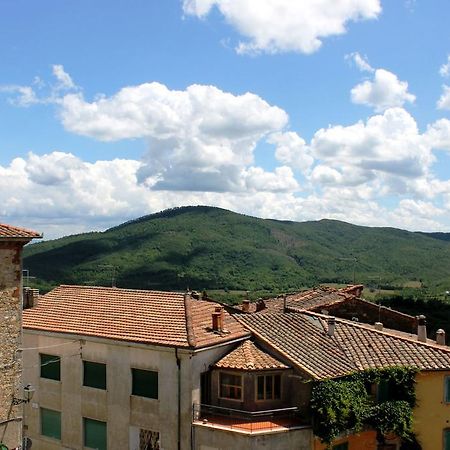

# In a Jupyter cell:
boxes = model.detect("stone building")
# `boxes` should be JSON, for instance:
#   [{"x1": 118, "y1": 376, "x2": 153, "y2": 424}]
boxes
[{"x1": 0, "y1": 224, "x2": 41, "y2": 449}]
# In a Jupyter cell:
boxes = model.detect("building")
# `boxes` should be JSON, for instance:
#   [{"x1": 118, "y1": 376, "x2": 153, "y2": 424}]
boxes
[
  {"x1": 22, "y1": 285, "x2": 450, "y2": 450},
  {"x1": 0, "y1": 223, "x2": 41, "y2": 449},
  {"x1": 21, "y1": 285, "x2": 250, "y2": 450}
]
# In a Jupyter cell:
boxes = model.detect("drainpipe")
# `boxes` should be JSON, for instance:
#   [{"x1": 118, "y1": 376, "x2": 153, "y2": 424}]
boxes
[{"x1": 175, "y1": 347, "x2": 181, "y2": 450}]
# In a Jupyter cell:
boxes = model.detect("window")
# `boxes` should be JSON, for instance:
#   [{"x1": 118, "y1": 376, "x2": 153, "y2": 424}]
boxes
[
  {"x1": 219, "y1": 372, "x2": 242, "y2": 400},
  {"x1": 132, "y1": 368, "x2": 158, "y2": 399},
  {"x1": 40, "y1": 353, "x2": 61, "y2": 380},
  {"x1": 41, "y1": 408, "x2": 61, "y2": 440},
  {"x1": 332, "y1": 443, "x2": 348, "y2": 450},
  {"x1": 445, "y1": 376, "x2": 450, "y2": 403},
  {"x1": 83, "y1": 361, "x2": 107, "y2": 390},
  {"x1": 377, "y1": 379, "x2": 391, "y2": 402},
  {"x1": 84, "y1": 417, "x2": 107, "y2": 450},
  {"x1": 139, "y1": 429, "x2": 160, "y2": 450},
  {"x1": 444, "y1": 429, "x2": 450, "y2": 450},
  {"x1": 256, "y1": 374, "x2": 281, "y2": 401}
]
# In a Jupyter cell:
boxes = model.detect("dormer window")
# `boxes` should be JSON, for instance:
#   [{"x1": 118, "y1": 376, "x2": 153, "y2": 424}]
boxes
[
  {"x1": 256, "y1": 374, "x2": 281, "y2": 401},
  {"x1": 219, "y1": 372, "x2": 242, "y2": 400}
]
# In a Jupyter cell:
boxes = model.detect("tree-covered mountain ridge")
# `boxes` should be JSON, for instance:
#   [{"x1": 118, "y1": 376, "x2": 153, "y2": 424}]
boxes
[{"x1": 23, "y1": 205, "x2": 450, "y2": 294}]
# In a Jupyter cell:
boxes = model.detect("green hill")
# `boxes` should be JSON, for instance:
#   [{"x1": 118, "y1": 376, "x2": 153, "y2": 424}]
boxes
[{"x1": 23, "y1": 206, "x2": 450, "y2": 296}]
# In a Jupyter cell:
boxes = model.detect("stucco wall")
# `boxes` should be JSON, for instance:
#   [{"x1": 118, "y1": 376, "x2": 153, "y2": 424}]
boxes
[
  {"x1": 313, "y1": 430, "x2": 378, "y2": 450},
  {"x1": 0, "y1": 241, "x2": 24, "y2": 449},
  {"x1": 193, "y1": 423, "x2": 313, "y2": 450},
  {"x1": 414, "y1": 370, "x2": 450, "y2": 450}
]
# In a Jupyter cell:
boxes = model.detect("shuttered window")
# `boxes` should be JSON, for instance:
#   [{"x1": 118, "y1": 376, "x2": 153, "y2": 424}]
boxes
[
  {"x1": 84, "y1": 417, "x2": 107, "y2": 450},
  {"x1": 132, "y1": 368, "x2": 158, "y2": 399},
  {"x1": 41, "y1": 408, "x2": 61, "y2": 440},
  {"x1": 83, "y1": 361, "x2": 107, "y2": 390},
  {"x1": 40, "y1": 354, "x2": 61, "y2": 381}
]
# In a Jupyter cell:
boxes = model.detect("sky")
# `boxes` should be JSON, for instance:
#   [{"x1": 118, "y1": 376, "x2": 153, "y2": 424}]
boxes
[{"x1": 1, "y1": 0, "x2": 450, "y2": 239}]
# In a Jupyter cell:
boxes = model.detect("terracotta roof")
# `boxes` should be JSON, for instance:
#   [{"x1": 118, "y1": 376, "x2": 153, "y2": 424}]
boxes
[
  {"x1": 236, "y1": 312, "x2": 450, "y2": 380},
  {"x1": 23, "y1": 285, "x2": 249, "y2": 349},
  {"x1": 238, "y1": 286, "x2": 355, "y2": 314},
  {"x1": 214, "y1": 340, "x2": 289, "y2": 371},
  {"x1": 0, "y1": 223, "x2": 42, "y2": 239}
]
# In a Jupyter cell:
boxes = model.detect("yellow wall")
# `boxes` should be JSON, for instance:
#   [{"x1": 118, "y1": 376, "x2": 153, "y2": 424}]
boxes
[
  {"x1": 414, "y1": 370, "x2": 450, "y2": 450},
  {"x1": 314, "y1": 430, "x2": 377, "y2": 450}
]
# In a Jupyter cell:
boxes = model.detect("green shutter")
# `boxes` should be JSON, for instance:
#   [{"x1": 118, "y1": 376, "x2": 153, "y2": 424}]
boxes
[
  {"x1": 83, "y1": 361, "x2": 107, "y2": 390},
  {"x1": 84, "y1": 417, "x2": 107, "y2": 450},
  {"x1": 40, "y1": 354, "x2": 61, "y2": 380},
  {"x1": 445, "y1": 429, "x2": 450, "y2": 450},
  {"x1": 41, "y1": 408, "x2": 61, "y2": 440},
  {"x1": 132, "y1": 368, "x2": 158, "y2": 399}
]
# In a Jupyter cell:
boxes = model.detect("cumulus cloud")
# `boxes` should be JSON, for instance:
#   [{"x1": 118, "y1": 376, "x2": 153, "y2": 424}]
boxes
[
  {"x1": 52, "y1": 64, "x2": 76, "y2": 90},
  {"x1": 351, "y1": 68, "x2": 416, "y2": 112},
  {"x1": 437, "y1": 85, "x2": 450, "y2": 110},
  {"x1": 58, "y1": 82, "x2": 290, "y2": 193},
  {"x1": 440, "y1": 55, "x2": 450, "y2": 78},
  {"x1": 182, "y1": 0, "x2": 381, "y2": 54},
  {"x1": 268, "y1": 131, "x2": 314, "y2": 174}
]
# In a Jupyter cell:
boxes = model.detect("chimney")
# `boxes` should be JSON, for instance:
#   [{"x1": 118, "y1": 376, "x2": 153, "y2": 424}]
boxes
[
  {"x1": 242, "y1": 300, "x2": 250, "y2": 313},
  {"x1": 436, "y1": 329, "x2": 446, "y2": 346},
  {"x1": 255, "y1": 298, "x2": 266, "y2": 312},
  {"x1": 23, "y1": 287, "x2": 39, "y2": 309},
  {"x1": 374, "y1": 322, "x2": 383, "y2": 331},
  {"x1": 212, "y1": 306, "x2": 224, "y2": 332},
  {"x1": 327, "y1": 317, "x2": 336, "y2": 337},
  {"x1": 417, "y1": 315, "x2": 427, "y2": 342}
]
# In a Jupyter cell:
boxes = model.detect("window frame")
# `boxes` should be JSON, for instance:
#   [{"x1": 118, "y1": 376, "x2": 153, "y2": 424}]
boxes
[
  {"x1": 83, "y1": 360, "x2": 107, "y2": 390},
  {"x1": 40, "y1": 353, "x2": 61, "y2": 381},
  {"x1": 131, "y1": 368, "x2": 159, "y2": 399},
  {"x1": 218, "y1": 371, "x2": 243, "y2": 401},
  {"x1": 83, "y1": 417, "x2": 107, "y2": 450},
  {"x1": 40, "y1": 407, "x2": 61, "y2": 441},
  {"x1": 255, "y1": 373, "x2": 282, "y2": 402}
]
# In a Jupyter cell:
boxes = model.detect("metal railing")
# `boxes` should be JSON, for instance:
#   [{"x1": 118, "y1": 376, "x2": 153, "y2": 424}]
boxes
[{"x1": 192, "y1": 403, "x2": 304, "y2": 433}]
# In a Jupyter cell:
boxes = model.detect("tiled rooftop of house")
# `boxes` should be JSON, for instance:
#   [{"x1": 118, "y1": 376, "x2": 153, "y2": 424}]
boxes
[
  {"x1": 236, "y1": 311, "x2": 450, "y2": 380},
  {"x1": 0, "y1": 223, "x2": 42, "y2": 239},
  {"x1": 213, "y1": 340, "x2": 289, "y2": 371},
  {"x1": 236, "y1": 285, "x2": 362, "y2": 314},
  {"x1": 22, "y1": 285, "x2": 250, "y2": 349}
]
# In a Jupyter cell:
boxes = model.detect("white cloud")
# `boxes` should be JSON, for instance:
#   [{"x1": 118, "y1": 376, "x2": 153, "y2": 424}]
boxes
[
  {"x1": 439, "y1": 55, "x2": 450, "y2": 77},
  {"x1": 52, "y1": 64, "x2": 76, "y2": 90},
  {"x1": 58, "y1": 82, "x2": 289, "y2": 193},
  {"x1": 183, "y1": 0, "x2": 381, "y2": 54},
  {"x1": 0, "y1": 85, "x2": 39, "y2": 107},
  {"x1": 351, "y1": 68, "x2": 416, "y2": 112},
  {"x1": 424, "y1": 118, "x2": 450, "y2": 151},
  {"x1": 268, "y1": 131, "x2": 314, "y2": 174},
  {"x1": 347, "y1": 52, "x2": 374, "y2": 73},
  {"x1": 437, "y1": 85, "x2": 450, "y2": 110}
]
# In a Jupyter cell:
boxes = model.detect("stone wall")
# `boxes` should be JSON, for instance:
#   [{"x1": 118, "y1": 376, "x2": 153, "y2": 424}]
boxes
[{"x1": 0, "y1": 241, "x2": 24, "y2": 448}]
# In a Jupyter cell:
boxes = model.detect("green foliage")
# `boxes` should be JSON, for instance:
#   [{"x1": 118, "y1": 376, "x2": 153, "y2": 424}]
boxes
[
  {"x1": 310, "y1": 367, "x2": 419, "y2": 447},
  {"x1": 23, "y1": 206, "x2": 450, "y2": 295}
]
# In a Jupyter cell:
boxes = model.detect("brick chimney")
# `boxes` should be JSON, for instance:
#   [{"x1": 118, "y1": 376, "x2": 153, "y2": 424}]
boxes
[
  {"x1": 436, "y1": 329, "x2": 446, "y2": 346},
  {"x1": 242, "y1": 300, "x2": 250, "y2": 313},
  {"x1": 255, "y1": 298, "x2": 266, "y2": 312},
  {"x1": 327, "y1": 317, "x2": 336, "y2": 337},
  {"x1": 23, "y1": 287, "x2": 39, "y2": 309},
  {"x1": 417, "y1": 315, "x2": 427, "y2": 342},
  {"x1": 212, "y1": 306, "x2": 224, "y2": 332}
]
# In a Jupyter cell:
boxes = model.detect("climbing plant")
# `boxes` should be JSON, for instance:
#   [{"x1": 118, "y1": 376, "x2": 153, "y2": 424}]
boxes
[{"x1": 310, "y1": 366, "x2": 419, "y2": 448}]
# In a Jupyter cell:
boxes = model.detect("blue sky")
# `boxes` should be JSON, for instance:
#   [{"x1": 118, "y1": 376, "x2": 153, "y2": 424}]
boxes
[{"x1": 1, "y1": 0, "x2": 450, "y2": 238}]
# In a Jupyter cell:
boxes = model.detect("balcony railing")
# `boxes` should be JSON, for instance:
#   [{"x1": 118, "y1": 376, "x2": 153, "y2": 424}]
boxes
[{"x1": 192, "y1": 403, "x2": 306, "y2": 433}]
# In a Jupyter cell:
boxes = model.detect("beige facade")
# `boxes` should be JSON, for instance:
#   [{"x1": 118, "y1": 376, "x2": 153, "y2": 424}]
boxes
[{"x1": 22, "y1": 330, "x2": 247, "y2": 450}]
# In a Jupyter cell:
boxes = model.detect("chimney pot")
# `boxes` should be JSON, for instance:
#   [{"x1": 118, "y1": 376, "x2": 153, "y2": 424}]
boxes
[
  {"x1": 417, "y1": 315, "x2": 427, "y2": 342},
  {"x1": 436, "y1": 329, "x2": 446, "y2": 346},
  {"x1": 23, "y1": 287, "x2": 39, "y2": 309},
  {"x1": 242, "y1": 300, "x2": 250, "y2": 313},
  {"x1": 327, "y1": 317, "x2": 336, "y2": 337},
  {"x1": 255, "y1": 298, "x2": 266, "y2": 312},
  {"x1": 374, "y1": 322, "x2": 383, "y2": 331},
  {"x1": 212, "y1": 306, "x2": 224, "y2": 331}
]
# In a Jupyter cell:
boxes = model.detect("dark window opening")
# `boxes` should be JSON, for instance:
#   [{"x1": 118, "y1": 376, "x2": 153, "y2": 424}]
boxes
[
  {"x1": 40, "y1": 353, "x2": 61, "y2": 381},
  {"x1": 132, "y1": 368, "x2": 158, "y2": 399},
  {"x1": 219, "y1": 372, "x2": 242, "y2": 400},
  {"x1": 83, "y1": 361, "x2": 107, "y2": 390}
]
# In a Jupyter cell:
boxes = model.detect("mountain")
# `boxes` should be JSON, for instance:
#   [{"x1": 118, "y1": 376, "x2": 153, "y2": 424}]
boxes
[{"x1": 23, "y1": 206, "x2": 450, "y2": 295}]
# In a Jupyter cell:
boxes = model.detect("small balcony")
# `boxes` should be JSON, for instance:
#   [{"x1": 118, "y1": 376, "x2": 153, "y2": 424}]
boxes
[{"x1": 192, "y1": 403, "x2": 307, "y2": 434}]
